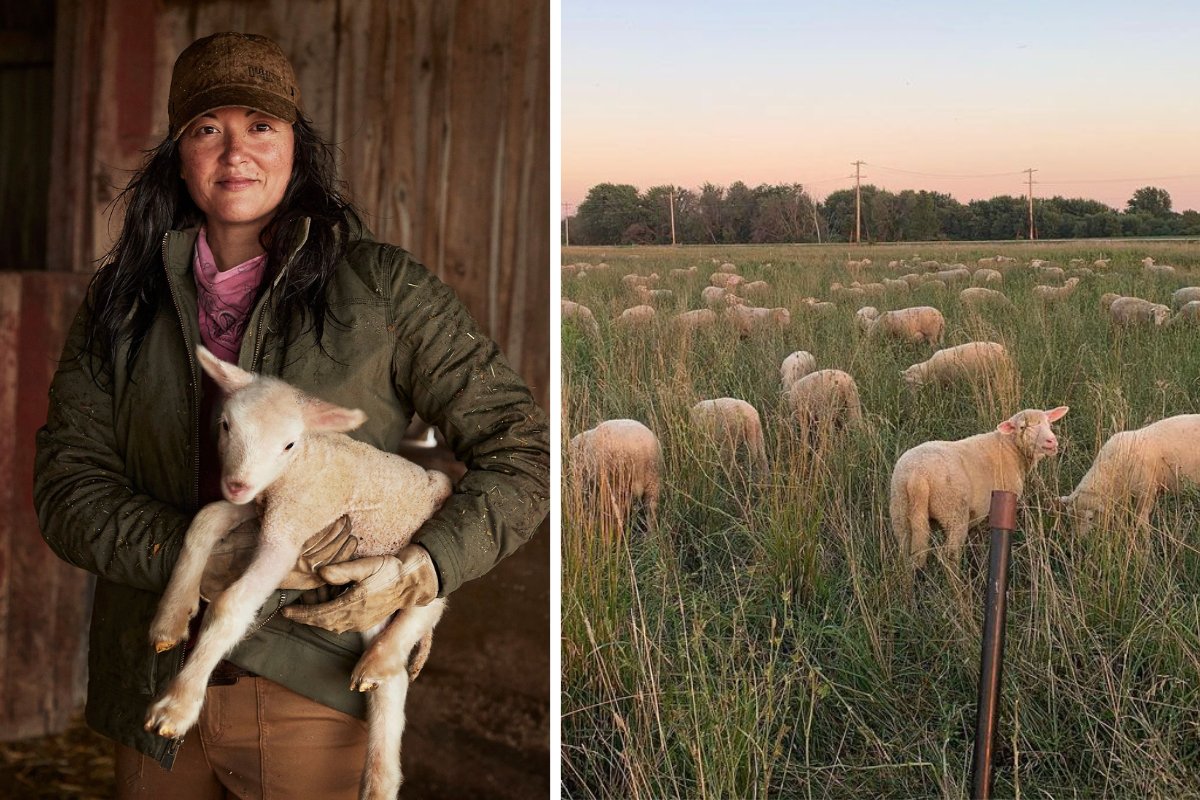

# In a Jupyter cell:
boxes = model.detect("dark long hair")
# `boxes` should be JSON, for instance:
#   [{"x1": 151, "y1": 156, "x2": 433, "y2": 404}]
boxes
[{"x1": 82, "y1": 116, "x2": 360, "y2": 383}]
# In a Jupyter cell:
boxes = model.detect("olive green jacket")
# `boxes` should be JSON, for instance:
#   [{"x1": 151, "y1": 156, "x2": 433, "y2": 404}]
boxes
[{"x1": 33, "y1": 223, "x2": 550, "y2": 765}]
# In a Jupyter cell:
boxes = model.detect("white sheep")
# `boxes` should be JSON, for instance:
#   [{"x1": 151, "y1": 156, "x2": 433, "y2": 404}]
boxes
[
  {"x1": 1108, "y1": 296, "x2": 1170, "y2": 326},
  {"x1": 562, "y1": 299, "x2": 600, "y2": 338},
  {"x1": 568, "y1": 419, "x2": 663, "y2": 535},
  {"x1": 673, "y1": 308, "x2": 718, "y2": 332},
  {"x1": 891, "y1": 406, "x2": 1068, "y2": 568},
  {"x1": 616, "y1": 305, "x2": 657, "y2": 328},
  {"x1": 635, "y1": 286, "x2": 675, "y2": 304},
  {"x1": 702, "y1": 285, "x2": 739, "y2": 307},
  {"x1": 1059, "y1": 414, "x2": 1200, "y2": 535},
  {"x1": 145, "y1": 347, "x2": 452, "y2": 800},
  {"x1": 1099, "y1": 292, "x2": 1123, "y2": 312},
  {"x1": 622, "y1": 273, "x2": 659, "y2": 289},
  {"x1": 959, "y1": 287, "x2": 1014, "y2": 310},
  {"x1": 780, "y1": 350, "x2": 818, "y2": 392},
  {"x1": 1142, "y1": 257, "x2": 1177, "y2": 277},
  {"x1": 972, "y1": 268, "x2": 1003, "y2": 286},
  {"x1": 931, "y1": 267, "x2": 971, "y2": 284},
  {"x1": 1171, "y1": 287, "x2": 1200, "y2": 309},
  {"x1": 741, "y1": 280, "x2": 770, "y2": 297},
  {"x1": 710, "y1": 272, "x2": 746, "y2": 289},
  {"x1": 858, "y1": 305, "x2": 945, "y2": 345},
  {"x1": 689, "y1": 398, "x2": 768, "y2": 473},
  {"x1": 724, "y1": 304, "x2": 790, "y2": 337},
  {"x1": 669, "y1": 266, "x2": 698, "y2": 279},
  {"x1": 1032, "y1": 277, "x2": 1081, "y2": 302},
  {"x1": 901, "y1": 342, "x2": 1013, "y2": 389},
  {"x1": 1168, "y1": 300, "x2": 1200, "y2": 326},
  {"x1": 1035, "y1": 266, "x2": 1065, "y2": 282},
  {"x1": 717, "y1": 261, "x2": 738, "y2": 273},
  {"x1": 785, "y1": 369, "x2": 864, "y2": 435},
  {"x1": 882, "y1": 277, "x2": 911, "y2": 294}
]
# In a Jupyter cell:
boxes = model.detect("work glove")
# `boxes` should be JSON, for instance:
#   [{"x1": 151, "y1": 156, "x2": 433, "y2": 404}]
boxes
[
  {"x1": 280, "y1": 544, "x2": 440, "y2": 634},
  {"x1": 199, "y1": 516, "x2": 358, "y2": 602}
]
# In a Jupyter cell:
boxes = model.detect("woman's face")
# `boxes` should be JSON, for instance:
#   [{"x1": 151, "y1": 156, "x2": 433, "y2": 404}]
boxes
[{"x1": 178, "y1": 106, "x2": 295, "y2": 236}]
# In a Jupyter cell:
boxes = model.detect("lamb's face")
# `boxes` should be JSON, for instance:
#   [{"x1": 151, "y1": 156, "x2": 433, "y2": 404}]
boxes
[
  {"x1": 1152, "y1": 305, "x2": 1171, "y2": 326},
  {"x1": 997, "y1": 406, "x2": 1069, "y2": 463},
  {"x1": 217, "y1": 383, "x2": 306, "y2": 505}
]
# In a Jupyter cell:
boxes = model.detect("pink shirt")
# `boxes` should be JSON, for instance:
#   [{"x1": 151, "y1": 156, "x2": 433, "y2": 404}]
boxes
[{"x1": 192, "y1": 227, "x2": 268, "y2": 363}]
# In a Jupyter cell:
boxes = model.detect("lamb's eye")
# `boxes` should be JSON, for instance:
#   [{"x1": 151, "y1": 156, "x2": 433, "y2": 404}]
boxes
[
  {"x1": 221, "y1": 419, "x2": 230, "y2": 432},
  {"x1": 284, "y1": 442, "x2": 294, "y2": 451}
]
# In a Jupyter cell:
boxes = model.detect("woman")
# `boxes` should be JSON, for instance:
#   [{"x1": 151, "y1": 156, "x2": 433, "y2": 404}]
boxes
[{"x1": 33, "y1": 32, "x2": 549, "y2": 798}]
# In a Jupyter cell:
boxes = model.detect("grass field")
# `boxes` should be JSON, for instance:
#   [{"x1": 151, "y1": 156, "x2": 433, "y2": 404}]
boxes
[{"x1": 560, "y1": 239, "x2": 1200, "y2": 799}]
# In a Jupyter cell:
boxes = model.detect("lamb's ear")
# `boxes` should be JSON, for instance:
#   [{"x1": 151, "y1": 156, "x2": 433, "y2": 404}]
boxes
[
  {"x1": 196, "y1": 346, "x2": 255, "y2": 393},
  {"x1": 301, "y1": 398, "x2": 367, "y2": 433},
  {"x1": 1045, "y1": 405, "x2": 1069, "y2": 422},
  {"x1": 996, "y1": 418, "x2": 1018, "y2": 434}
]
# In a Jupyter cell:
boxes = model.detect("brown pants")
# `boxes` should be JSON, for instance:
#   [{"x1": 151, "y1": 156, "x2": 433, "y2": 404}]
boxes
[{"x1": 116, "y1": 676, "x2": 368, "y2": 800}]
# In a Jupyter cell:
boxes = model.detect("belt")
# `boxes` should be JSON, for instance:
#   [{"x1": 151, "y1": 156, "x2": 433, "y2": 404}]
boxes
[{"x1": 208, "y1": 660, "x2": 258, "y2": 687}]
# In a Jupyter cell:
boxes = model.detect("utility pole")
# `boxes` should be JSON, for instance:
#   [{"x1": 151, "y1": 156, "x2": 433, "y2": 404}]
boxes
[
  {"x1": 852, "y1": 160, "x2": 865, "y2": 244},
  {"x1": 809, "y1": 193, "x2": 822, "y2": 244},
  {"x1": 562, "y1": 202, "x2": 572, "y2": 247},
  {"x1": 669, "y1": 188, "x2": 677, "y2": 246},
  {"x1": 1024, "y1": 168, "x2": 1037, "y2": 240}
]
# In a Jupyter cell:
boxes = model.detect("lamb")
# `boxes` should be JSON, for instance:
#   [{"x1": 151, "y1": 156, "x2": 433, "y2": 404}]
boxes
[
  {"x1": 669, "y1": 266, "x2": 698, "y2": 279},
  {"x1": 145, "y1": 347, "x2": 452, "y2": 800},
  {"x1": 780, "y1": 350, "x2": 818, "y2": 392},
  {"x1": 785, "y1": 369, "x2": 864, "y2": 435},
  {"x1": 673, "y1": 308, "x2": 718, "y2": 332},
  {"x1": 857, "y1": 305, "x2": 945, "y2": 345},
  {"x1": 616, "y1": 305, "x2": 657, "y2": 328},
  {"x1": 1171, "y1": 287, "x2": 1200, "y2": 309},
  {"x1": 568, "y1": 419, "x2": 663, "y2": 535},
  {"x1": 832, "y1": 285, "x2": 867, "y2": 301},
  {"x1": 1033, "y1": 277, "x2": 1081, "y2": 302},
  {"x1": 882, "y1": 277, "x2": 911, "y2": 294},
  {"x1": 724, "y1": 304, "x2": 790, "y2": 337},
  {"x1": 931, "y1": 267, "x2": 971, "y2": 284},
  {"x1": 562, "y1": 300, "x2": 600, "y2": 338},
  {"x1": 1035, "y1": 266, "x2": 1065, "y2": 282},
  {"x1": 622, "y1": 273, "x2": 660, "y2": 289},
  {"x1": 901, "y1": 342, "x2": 1013, "y2": 389},
  {"x1": 1099, "y1": 292, "x2": 1123, "y2": 312},
  {"x1": 920, "y1": 279, "x2": 947, "y2": 293},
  {"x1": 972, "y1": 268, "x2": 1002, "y2": 286},
  {"x1": 1142, "y1": 257, "x2": 1177, "y2": 277},
  {"x1": 1059, "y1": 414, "x2": 1200, "y2": 535},
  {"x1": 710, "y1": 272, "x2": 746, "y2": 289},
  {"x1": 702, "y1": 285, "x2": 738, "y2": 307},
  {"x1": 635, "y1": 286, "x2": 675, "y2": 304},
  {"x1": 890, "y1": 406, "x2": 1068, "y2": 568},
  {"x1": 717, "y1": 261, "x2": 739, "y2": 273},
  {"x1": 689, "y1": 398, "x2": 768, "y2": 473},
  {"x1": 1168, "y1": 300, "x2": 1200, "y2": 326},
  {"x1": 741, "y1": 280, "x2": 770, "y2": 297},
  {"x1": 960, "y1": 287, "x2": 1014, "y2": 309},
  {"x1": 1108, "y1": 296, "x2": 1170, "y2": 326}
]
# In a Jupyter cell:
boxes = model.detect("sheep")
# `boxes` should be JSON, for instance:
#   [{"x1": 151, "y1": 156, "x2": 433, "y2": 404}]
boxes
[
  {"x1": 1142, "y1": 257, "x2": 1177, "y2": 277},
  {"x1": 741, "y1": 280, "x2": 770, "y2": 297},
  {"x1": 622, "y1": 273, "x2": 659, "y2": 289},
  {"x1": 972, "y1": 268, "x2": 1002, "y2": 286},
  {"x1": 689, "y1": 398, "x2": 768, "y2": 473},
  {"x1": 861, "y1": 282, "x2": 886, "y2": 297},
  {"x1": 901, "y1": 273, "x2": 924, "y2": 287},
  {"x1": 901, "y1": 342, "x2": 1013, "y2": 389},
  {"x1": 1069, "y1": 267, "x2": 1095, "y2": 279},
  {"x1": 932, "y1": 267, "x2": 971, "y2": 284},
  {"x1": 717, "y1": 261, "x2": 738, "y2": 273},
  {"x1": 1035, "y1": 265, "x2": 1066, "y2": 282},
  {"x1": 891, "y1": 406, "x2": 1068, "y2": 569},
  {"x1": 145, "y1": 347, "x2": 452, "y2": 800},
  {"x1": 858, "y1": 305, "x2": 945, "y2": 345},
  {"x1": 617, "y1": 305, "x2": 657, "y2": 328},
  {"x1": 710, "y1": 272, "x2": 746, "y2": 289},
  {"x1": 1171, "y1": 287, "x2": 1200, "y2": 309},
  {"x1": 724, "y1": 304, "x2": 790, "y2": 337},
  {"x1": 960, "y1": 287, "x2": 1014, "y2": 310},
  {"x1": 635, "y1": 286, "x2": 675, "y2": 304},
  {"x1": 1059, "y1": 414, "x2": 1200, "y2": 535},
  {"x1": 568, "y1": 419, "x2": 663, "y2": 536},
  {"x1": 673, "y1": 308, "x2": 718, "y2": 332},
  {"x1": 562, "y1": 299, "x2": 600, "y2": 338},
  {"x1": 1033, "y1": 277, "x2": 1081, "y2": 302},
  {"x1": 919, "y1": 279, "x2": 947, "y2": 293},
  {"x1": 780, "y1": 350, "x2": 818, "y2": 392},
  {"x1": 1168, "y1": 300, "x2": 1200, "y2": 326},
  {"x1": 702, "y1": 285, "x2": 738, "y2": 307},
  {"x1": 1108, "y1": 296, "x2": 1170, "y2": 326},
  {"x1": 882, "y1": 277, "x2": 911, "y2": 294},
  {"x1": 785, "y1": 369, "x2": 864, "y2": 436},
  {"x1": 1099, "y1": 292, "x2": 1123, "y2": 312},
  {"x1": 832, "y1": 285, "x2": 867, "y2": 301},
  {"x1": 669, "y1": 266, "x2": 699, "y2": 279},
  {"x1": 846, "y1": 258, "x2": 872, "y2": 279}
]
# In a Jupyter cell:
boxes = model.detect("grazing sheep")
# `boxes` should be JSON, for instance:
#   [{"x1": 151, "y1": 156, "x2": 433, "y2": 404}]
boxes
[
  {"x1": 673, "y1": 308, "x2": 718, "y2": 332},
  {"x1": 702, "y1": 285, "x2": 738, "y2": 307},
  {"x1": 568, "y1": 419, "x2": 663, "y2": 535},
  {"x1": 725, "y1": 304, "x2": 790, "y2": 337},
  {"x1": 1069, "y1": 267, "x2": 1095, "y2": 279},
  {"x1": 901, "y1": 342, "x2": 1013, "y2": 389},
  {"x1": 972, "y1": 268, "x2": 1003, "y2": 286},
  {"x1": 1092, "y1": 258, "x2": 1110, "y2": 269},
  {"x1": 717, "y1": 262, "x2": 738, "y2": 274},
  {"x1": 617, "y1": 305, "x2": 657, "y2": 328},
  {"x1": 901, "y1": 273, "x2": 924, "y2": 287},
  {"x1": 832, "y1": 285, "x2": 867, "y2": 301},
  {"x1": 1142, "y1": 257, "x2": 1177, "y2": 277},
  {"x1": 635, "y1": 286, "x2": 675, "y2": 304},
  {"x1": 780, "y1": 350, "x2": 818, "y2": 392},
  {"x1": 710, "y1": 272, "x2": 746, "y2": 289},
  {"x1": 1108, "y1": 296, "x2": 1170, "y2": 327},
  {"x1": 1099, "y1": 292, "x2": 1123, "y2": 312},
  {"x1": 932, "y1": 267, "x2": 971, "y2": 285},
  {"x1": 669, "y1": 266, "x2": 699, "y2": 279},
  {"x1": 785, "y1": 369, "x2": 865, "y2": 435},
  {"x1": 1033, "y1": 277, "x2": 1081, "y2": 302},
  {"x1": 562, "y1": 300, "x2": 600, "y2": 338},
  {"x1": 689, "y1": 398, "x2": 768, "y2": 473},
  {"x1": 882, "y1": 277, "x2": 911, "y2": 294},
  {"x1": 741, "y1": 280, "x2": 770, "y2": 297},
  {"x1": 919, "y1": 279, "x2": 948, "y2": 293},
  {"x1": 1168, "y1": 300, "x2": 1200, "y2": 326},
  {"x1": 891, "y1": 406, "x2": 1069, "y2": 569},
  {"x1": 859, "y1": 305, "x2": 945, "y2": 345},
  {"x1": 960, "y1": 287, "x2": 1014, "y2": 310},
  {"x1": 1171, "y1": 287, "x2": 1200, "y2": 309},
  {"x1": 1059, "y1": 414, "x2": 1200, "y2": 535},
  {"x1": 146, "y1": 348, "x2": 453, "y2": 800},
  {"x1": 622, "y1": 273, "x2": 660, "y2": 289},
  {"x1": 1035, "y1": 266, "x2": 1066, "y2": 282}
]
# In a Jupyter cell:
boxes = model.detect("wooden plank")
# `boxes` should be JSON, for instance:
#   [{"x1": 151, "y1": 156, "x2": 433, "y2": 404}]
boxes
[{"x1": 0, "y1": 274, "x2": 22, "y2": 734}]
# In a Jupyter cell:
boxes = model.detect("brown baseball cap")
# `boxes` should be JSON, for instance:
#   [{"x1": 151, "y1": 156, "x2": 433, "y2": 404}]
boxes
[{"x1": 168, "y1": 32, "x2": 301, "y2": 139}]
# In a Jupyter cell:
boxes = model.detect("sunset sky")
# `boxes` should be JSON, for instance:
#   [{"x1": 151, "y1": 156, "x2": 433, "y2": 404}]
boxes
[{"x1": 562, "y1": 1, "x2": 1200, "y2": 215}]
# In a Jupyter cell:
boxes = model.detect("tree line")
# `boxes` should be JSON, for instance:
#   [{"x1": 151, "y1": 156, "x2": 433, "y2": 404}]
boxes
[{"x1": 564, "y1": 182, "x2": 1200, "y2": 245}]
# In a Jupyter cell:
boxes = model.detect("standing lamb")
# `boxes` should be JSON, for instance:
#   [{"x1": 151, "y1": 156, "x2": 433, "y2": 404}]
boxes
[
  {"x1": 617, "y1": 304, "x2": 657, "y2": 328},
  {"x1": 960, "y1": 287, "x2": 1014, "y2": 310},
  {"x1": 1108, "y1": 297, "x2": 1170, "y2": 327},
  {"x1": 1171, "y1": 287, "x2": 1200, "y2": 309},
  {"x1": 724, "y1": 304, "x2": 790, "y2": 337},
  {"x1": 780, "y1": 350, "x2": 818, "y2": 392},
  {"x1": 972, "y1": 268, "x2": 1003, "y2": 286},
  {"x1": 673, "y1": 308, "x2": 718, "y2": 333},
  {"x1": 689, "y1": 398, "x2": 769, "y2": 473},
  {"x1": 1032, "y1": 277, "x2": 1081, "y2": 302},
  {"x1": 1059, "y1": 414, "x2": 1200, "y2": 535},
  {"x1": 891, "y1": 406, "x2": 1068, "y2": 568},
  {"x1": 568, "y1": 419, "x2": 663, "y2": 536},
  {"x1": 785, "y1": 369, "x2": 865, "y2": 435},
  {"x1": 1167, "y1": 300, "x2": 1200, "y2": 326},
  {"x1": 145, "y1": 347, "x2": 453, "y2": 800},
  {"x1": 900, "y1": 342, "x2": 1014, "y2": 389},
  {"x1": 562, "y1": 299, "x2": 600, "y2": 338},
  {"x1": 858, "y1": 305, "x2": 945, "y2": 345}
]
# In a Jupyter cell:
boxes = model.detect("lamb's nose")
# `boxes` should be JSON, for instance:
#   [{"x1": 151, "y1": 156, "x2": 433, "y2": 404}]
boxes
[{"x1": 226, "y1": 479, "x2": 249, "y2": 493}]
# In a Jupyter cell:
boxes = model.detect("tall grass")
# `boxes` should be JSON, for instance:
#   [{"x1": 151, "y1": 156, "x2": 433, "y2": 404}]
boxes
[{"x1": 562, "y1": 241, "x2": 1200, "y2": 798}]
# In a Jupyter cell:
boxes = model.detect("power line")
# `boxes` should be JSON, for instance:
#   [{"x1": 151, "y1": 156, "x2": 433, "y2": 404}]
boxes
[
  {"x1": 870, "y1": 163, "x2": 1026, "y2": 179},
  {"x1": 1039, "y1": 174, "x2": 1200, "y2": 185}
]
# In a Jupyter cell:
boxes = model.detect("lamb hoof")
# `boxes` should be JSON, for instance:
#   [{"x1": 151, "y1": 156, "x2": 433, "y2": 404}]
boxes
[
  {"x1": 144, "y1": 690, "x2": 201, "y2": 740},
  {"x1": 153, "y1": 639, "x2": 180, "y2": 654},
  {"x1": 350, "y1": 676, "x2": 381, "y2": 693},
  {"x1": 148, "y1": 606, "x2": 196, "y2": 652}
]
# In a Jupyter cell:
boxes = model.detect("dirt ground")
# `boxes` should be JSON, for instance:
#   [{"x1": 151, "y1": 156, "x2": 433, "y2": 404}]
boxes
[{"x1": 0, "y1": 441, "x2": 550, "y2": 798}]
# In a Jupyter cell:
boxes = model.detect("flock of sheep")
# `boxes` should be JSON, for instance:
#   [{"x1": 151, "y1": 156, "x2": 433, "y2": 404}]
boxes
[{"x1": 564, "y1": 250, "x2": 1200, "y2": 568}]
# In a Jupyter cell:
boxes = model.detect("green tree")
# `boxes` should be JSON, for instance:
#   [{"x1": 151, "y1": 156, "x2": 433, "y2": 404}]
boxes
[
  {"x1": 1127, "y1": 186, "x2": 1172, "y2": 217},
  {"x1": 574, "y1": 183, "x2": 644, "y2": 245}
]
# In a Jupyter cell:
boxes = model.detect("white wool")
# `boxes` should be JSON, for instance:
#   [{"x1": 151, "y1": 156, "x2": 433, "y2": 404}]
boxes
[
  {"x1": 1108, "y1": 297, "x2": 1170, "y2": 326},
  {"x1": 780, "y1": 350, "x2": 818, "y2": 392},
  {"x1": 568, "y1": 419, "x2": 663, "y2": 534},
  {"x1": 562, "y1": 299, "x2": 600, "y2": 338},
  {"x1": 901, "y1": 342, "x2": 1013, "y2": 388},
  {"x1": 785, "y1": 369, "x2": 864, "y2": 434},
  {"x1": 689, "y1": 398, "x2": 768, "y2": 472}
]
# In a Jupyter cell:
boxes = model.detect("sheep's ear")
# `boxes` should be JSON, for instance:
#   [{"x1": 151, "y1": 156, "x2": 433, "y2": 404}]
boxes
[
  {"x1": 996, "y1": 418, "x2": 1019, "y2": 435},
  {"x1": 196, "y1": 346, "x2": 255, "y2": 393},
  {"x1": 1045, "y1": 405, "x2": 1069, "y2": 422},
  {"x1": 302, "y1": 398, "x2": 367, "y2": 433}
]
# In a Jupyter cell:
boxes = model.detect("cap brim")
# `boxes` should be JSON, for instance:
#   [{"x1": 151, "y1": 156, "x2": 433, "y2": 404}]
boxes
[{"x1": 171, "y1": 85, "x2": 298, "y2": 139}]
